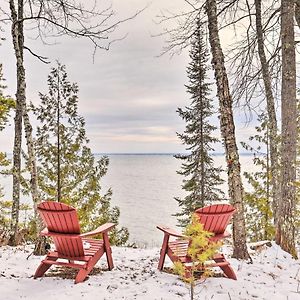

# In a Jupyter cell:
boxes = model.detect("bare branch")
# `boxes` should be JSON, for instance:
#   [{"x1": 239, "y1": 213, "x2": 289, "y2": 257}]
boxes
[{"x1": 23, "y1": 45, "x2": 49, "y2": 64}]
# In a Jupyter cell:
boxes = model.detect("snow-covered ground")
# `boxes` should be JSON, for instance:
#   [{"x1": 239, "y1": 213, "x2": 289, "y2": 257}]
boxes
[{"x1": 0, "y1": 243, "x2": 300, "y2": 300}]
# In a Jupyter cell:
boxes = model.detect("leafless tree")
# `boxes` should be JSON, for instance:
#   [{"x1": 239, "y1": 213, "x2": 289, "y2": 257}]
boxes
[
  {"x1": 296, "y1": 0, "x2": 300, "y2": 29},
  {"x1": 206, "y1": 0, "x2": 250, "y2": 260},
  {"x1": 275, "y1": 0, "x2": 298, "y2": 258},
  {"x1": 2, "y1": 0, "x2": 142, "y2": 252}
]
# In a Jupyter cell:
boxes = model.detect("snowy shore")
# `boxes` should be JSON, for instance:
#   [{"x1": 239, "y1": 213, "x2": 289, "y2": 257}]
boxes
[{"x1": 0, "y1": 243, "x2": 299, "y2": 300}]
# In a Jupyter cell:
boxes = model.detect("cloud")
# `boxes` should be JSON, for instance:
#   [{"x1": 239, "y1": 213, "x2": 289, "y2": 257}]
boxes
[{"x1": 0, "y1": 0, "x2": 261, "y2": 154}]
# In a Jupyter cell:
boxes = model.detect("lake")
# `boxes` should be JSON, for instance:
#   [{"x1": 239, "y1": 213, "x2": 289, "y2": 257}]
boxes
[
  {"x1": 101, "y1": 154, "x2": 255, "y2": 247},
  {"x1": 0, "y1": 154, "x2": 256, "y2": 248}
]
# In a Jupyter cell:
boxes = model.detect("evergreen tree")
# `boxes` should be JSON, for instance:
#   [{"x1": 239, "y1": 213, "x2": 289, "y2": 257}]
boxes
[
  {"x1": 175, "y1": 20, "x2": 224, "y2": 227},
  {"x1": 0, "y1": 63, "x2": 15, "y2": 235},
  {"x1": 0, "y1": 64, "x2": 15, "y2": 131},
  {"x1": 31, "y1": 63, "x2": 128, "y2": 245}
]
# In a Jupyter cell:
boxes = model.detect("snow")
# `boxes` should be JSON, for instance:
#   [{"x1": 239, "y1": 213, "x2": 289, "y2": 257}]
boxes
[{"x1": 1, "y1": 243, "x2": 300, "y2": 300}]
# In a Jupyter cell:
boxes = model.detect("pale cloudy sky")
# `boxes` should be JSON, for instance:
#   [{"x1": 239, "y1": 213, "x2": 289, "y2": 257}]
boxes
[{"x1": 0, "y1": 0, "x2": 255, "y2": 154}]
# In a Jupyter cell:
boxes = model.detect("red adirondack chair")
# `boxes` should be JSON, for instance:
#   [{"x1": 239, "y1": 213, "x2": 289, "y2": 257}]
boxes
[
  {"x1": 157, "y1": 203, "x2": 237, "y2": 280},
  {"x1": 34, "y1": 201, "x2": 115, "y2": 283}
]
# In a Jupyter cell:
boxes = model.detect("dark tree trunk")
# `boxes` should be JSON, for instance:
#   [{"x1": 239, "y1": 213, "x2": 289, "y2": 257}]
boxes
[
  {"x1": 9, "y1": 0, "x2": 44, "y2": 252},
  {"x1": 57, "y1": 74, "x2": 61, "y2": 202},
  {"x1": 275, "y1": 0, "x2": 297, "y2": 258},
  {"x1": 9, "y1": 0, "x2": 25, "y2": 246},
  {"x1": 255, "y1": 0, "x2": 280, "y2": 226},
  {"x1": 206, "y1": 0, "x2": 250, "y2": 260},
  {"x1": 295, "y1": 0, "x2": 300, "y2": 29}
]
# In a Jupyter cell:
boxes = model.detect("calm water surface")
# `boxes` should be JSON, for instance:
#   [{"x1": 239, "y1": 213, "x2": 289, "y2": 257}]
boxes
[
  {"x1": 101, "y1": 154, "x2": 185, "y2": 247},
  {"x1": 1, "y1": 154, "x2": 255, "y2": 248},
  {"x1": 101, "y1": 154, "x2": 254, "y2": 247}
]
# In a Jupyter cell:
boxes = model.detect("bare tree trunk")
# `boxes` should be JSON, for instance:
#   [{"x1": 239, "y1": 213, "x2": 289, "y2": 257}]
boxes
[
  {"x1": 9, "y1": 0, "x2": 44, "y2": 252},
  {"x1": 199, "y1": 30, "x2": 205, "y2": 208},
  {"x1": 23, "y1": 110, "x2": 46, "y2": 255},
  {"x1": 9, "y1": 98, "x2": 22, "y2": 245},
  {"x1": 57, "y1": 74, "x2": 61, "y2": 202},
  {"x1": 206, "y1": 0, "x2": 250, "y2": 260},
  {"x1": 275, "y1": 0, "x2": 297, "y2": 258},
  {"x1": 23, "y1": 111, "x2": 39, "y2": 210},
  {"x1": 255, "y1": 0, "x2": 280, "y2": 226},
  {"x1": 295, "y1": 0, "x2": 300, "y2": 29},
  {"x1": 8, "y1": 0, "x2": 25, "y2": 246}
]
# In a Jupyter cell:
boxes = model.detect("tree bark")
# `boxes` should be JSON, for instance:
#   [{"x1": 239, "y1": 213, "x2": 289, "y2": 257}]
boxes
[
  {"x1": 255, "y1": 0, "x2": 280, "y2": 226},
  {"x1": 24, "y1": 110, "x2": 46, "y2": 255},
  {"x1": 275, "y1": 0, "x2": 297, "y2": 258},
  {"x1": 206, "y1": 0, "x2": 250, "y2": 260},
  {"x1": 295, "y1": 0, "x2": 300, "y2": 29},
  {"x1": 9, "y1": 0, "x2": 43, "y2": 252},
  {"x1": 9, "y1": 0, "x2": 25, "y2": 246}
]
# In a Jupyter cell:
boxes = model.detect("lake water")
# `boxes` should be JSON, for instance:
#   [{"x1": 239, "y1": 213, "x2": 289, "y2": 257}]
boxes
[
  {"x1": 101, "y1": 154, "x2": 255, "y2": 247},
  {"x1": 0, "y1": 154, "x2": 255, "y2": 248}
]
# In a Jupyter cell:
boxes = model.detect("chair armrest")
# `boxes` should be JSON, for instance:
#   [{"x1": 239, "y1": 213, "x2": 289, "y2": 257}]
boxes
[
  {"x1": 80, "y1": 223, "x2": 116, "y2": 238},
  {"x1": 40, "y1": 228, "x2": 79, "y2": 238},
  {"x1": 157, "y1": 225, "x2": 186, "y2": 238}
]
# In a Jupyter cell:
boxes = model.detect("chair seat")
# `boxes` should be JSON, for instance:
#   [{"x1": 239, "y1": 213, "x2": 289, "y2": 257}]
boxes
[
  {"x1": 46, "y1": 239, "x2": 105, "y2": 261},
  {"x1": 169, "y1": 240, "x2": 190, "y2": 262}
]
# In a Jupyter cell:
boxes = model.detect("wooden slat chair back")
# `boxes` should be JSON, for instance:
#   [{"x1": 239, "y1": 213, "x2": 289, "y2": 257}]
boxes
[
  {"x1": 34, "y1": 201, "x2": 115, "y2": 283},
  {"x1": 157, "y1": 203, "x2": 237, "y2": 280},
  {"x1": 194, "y1": 204, "x2": 235, "y2": 238},
  {"x1": 38, "y1": 201, "x2": 84, "y2": 257}
]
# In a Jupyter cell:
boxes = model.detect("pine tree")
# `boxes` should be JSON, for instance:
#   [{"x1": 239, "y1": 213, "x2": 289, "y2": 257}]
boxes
[
  {"x1": 31, "y1": 63, "x2": 128, "y2": 245},
  {"x1": 175, "y1": 20, "x2": 224, "y2": 227},
  {"x1": 0, "y1": 64, "x2": 15, "y2": 130},
  {"x1": 0, "y1": 63, "x2": 15, "y2": 237}
]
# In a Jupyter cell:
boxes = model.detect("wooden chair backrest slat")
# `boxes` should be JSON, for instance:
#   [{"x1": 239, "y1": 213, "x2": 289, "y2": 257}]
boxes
[
  {"x1": 38, "y1": 201, "x2": 84, "y2": 257},
  {"x1": 194, "y1": 204, "x2": 235, "y2": 234},
  {"x1": 53, "y1": 236, "x2": 84, "y2": 257}
]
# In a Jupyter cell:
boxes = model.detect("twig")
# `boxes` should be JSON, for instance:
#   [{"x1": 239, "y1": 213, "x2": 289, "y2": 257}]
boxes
[
  {"x1": 23, "y1": 46, "x2": 50, "y2": 64},
  {"x1": 26, "y1": 250, "x2": 34, "y2": 260}
]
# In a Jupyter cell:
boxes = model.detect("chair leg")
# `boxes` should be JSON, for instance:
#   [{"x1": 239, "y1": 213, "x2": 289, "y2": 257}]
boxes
[
  {"x1": 74, "y1": 246, "x2": 106, "y2": 283},
  {"x1": 103, "y1": 233, "x2": 114, "y2": 270},
  {"x1": 75, "y1": 269, "x2": 89, "y2": 284},
  {"x1": 34, "y1": 257, "x2": 57, "y2": 279},
  {"x1": 158, "y1": 234, "x2": 169, "y2": 270},
  {"x1": 213, "y1": 254, "x2": 237, "y2": 280}
]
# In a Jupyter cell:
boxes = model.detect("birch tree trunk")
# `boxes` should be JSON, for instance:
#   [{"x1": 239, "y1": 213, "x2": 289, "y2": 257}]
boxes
[
  {"x1": 9, "y1": 0, "x2": 25, "y2": 246},
  {"x1": 23, "y1": 110, "x2": 45, "y2": 255},
  {"x1": 255, "y1": 0, "x2": 280, "y2": 225},
  {"x1": 206, "y1": 0, "x2": 250, "y2": 260},
  {"x1": 9, "y1": 0, "x2": 42, "y2": 251},
  {"x1": 295, "y1": 0, "x2": 300, "y2": 29},
  {"x1": 275, "y1": 0, "x2": 297, "y2": 258}
]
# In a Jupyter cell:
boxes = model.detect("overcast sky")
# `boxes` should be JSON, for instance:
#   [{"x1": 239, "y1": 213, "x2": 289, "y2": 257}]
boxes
[{"x1": 0, "y1": 0, "x2": 255, "y2": 154}]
